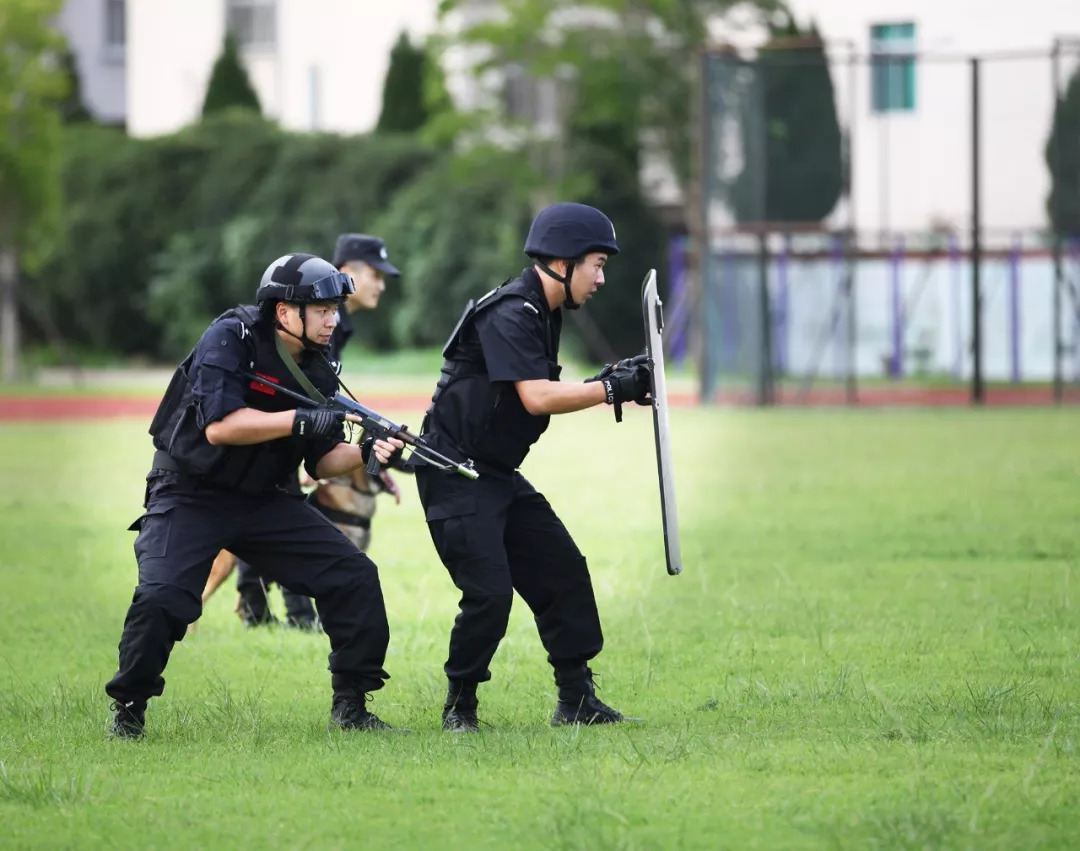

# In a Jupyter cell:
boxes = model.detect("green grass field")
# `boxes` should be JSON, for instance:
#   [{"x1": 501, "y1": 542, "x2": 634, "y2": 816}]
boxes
[{"x1": 1, "y1": 405, "x2": 1078, "y2": 849}]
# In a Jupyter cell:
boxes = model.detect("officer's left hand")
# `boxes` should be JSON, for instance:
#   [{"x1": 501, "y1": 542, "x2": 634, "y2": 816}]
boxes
[
  {"x1": 361, "y1": 435, "x2": 405, "y2": 468},
  {"x1": 602, "y1": 362, "x2": 653, "y2": 405}
]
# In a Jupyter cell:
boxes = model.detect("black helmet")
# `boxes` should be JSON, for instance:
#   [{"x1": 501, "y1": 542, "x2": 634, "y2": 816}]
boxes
[
  {"x1": 524, "y1": 203, "x2": 618, "y2": 310},
  {"x1": 524, "y1": 203, "x2": 619, "y2": 261},
  {"x1": 255, "y1": 253, "x2": 355, "y2": 304}
]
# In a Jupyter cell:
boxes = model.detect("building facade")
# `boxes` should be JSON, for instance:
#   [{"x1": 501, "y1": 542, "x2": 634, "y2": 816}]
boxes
[
  {"x1": 125, "y1": 0, "x2": 440, "y2": 138},
  {"x1": 56, "y1": 0, "x2": 128, "y2": 125},
  {"x1": 762, "y1": 0, "x2": 1080, "y2": 236}
]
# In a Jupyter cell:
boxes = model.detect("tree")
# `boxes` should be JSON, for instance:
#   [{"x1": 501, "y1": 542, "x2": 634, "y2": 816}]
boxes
[
  {"x1": 0, "y1": 0, "x2": 68, "y2": 381},
  {"x1": 731, "y1": 17, "x2": 844, "y2": 223},
  {"x1": 1046, "y1": 65, "x2": 1080, "y2": 236},
  {"x1": 433, "y1": 0, "x2": 781, "y2": 362},
  {"x1": 201, "y1": 32, "x2": 261, "y2": 118},
  {"x1": 376, "y1": 32, "x2": 431, "y2": 134},
  {"x1": 58, "y1": 43, "x2": 91, "y2": 123}
]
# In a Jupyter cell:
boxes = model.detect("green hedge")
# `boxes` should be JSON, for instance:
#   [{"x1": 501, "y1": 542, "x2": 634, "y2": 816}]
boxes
[{"x1": 28, "y1": 113, "x2": 664, "y2": 364}]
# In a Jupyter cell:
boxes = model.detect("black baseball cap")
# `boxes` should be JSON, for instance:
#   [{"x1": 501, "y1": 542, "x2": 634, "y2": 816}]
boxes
[{"x1": 332, "y1": 233, "x2": 401, "y2": 276}]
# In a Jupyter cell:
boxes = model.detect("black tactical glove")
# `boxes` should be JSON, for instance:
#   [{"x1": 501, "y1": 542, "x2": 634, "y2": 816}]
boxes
[
  {"x1": 292, "y1": 407, "x2": 346, "y2": 439},
  {"x1": 601, "y1": 363, "x2": 652, "y2": 406},
  {"x1": 598, "y1": 362, "x2": 652, "y2": 424},
  {"x1": 588, "y1": 353, "x2": 650, "y2": 383}
]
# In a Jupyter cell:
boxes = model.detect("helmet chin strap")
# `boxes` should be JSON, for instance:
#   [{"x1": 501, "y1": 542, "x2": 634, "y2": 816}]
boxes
[
  {"x1": 275, "y1": 304, "x2": 329, "y2": 353},
  {"x1": 536, "y1": 259, "x2": 581, "y2": 310}
]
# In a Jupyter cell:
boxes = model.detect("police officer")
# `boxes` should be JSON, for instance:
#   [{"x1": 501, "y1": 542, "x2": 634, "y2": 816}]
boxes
[
  {"x1": 105, "y1": 253, "x2": 405, "y2": 738},
  {"x1": 229, "y1": 234, "x2": 404, "y2": 626},
  {"x1": 412, "y1": 202, "x2": 652, "y2": 732},
  {"x1": 328, "y1": 232, "x2": 400, "y2": 355},
  {"x1": 304, "y1": 233, "x2": 410, "y2": 548}
]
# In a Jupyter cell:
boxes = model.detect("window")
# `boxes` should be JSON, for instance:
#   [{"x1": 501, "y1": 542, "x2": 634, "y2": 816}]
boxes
[
  {"x1": 104, "y1": 0, "x2": 125, "y2": 50},
  {"x1": 226, "y1": 0, "x2": 277, "y2": 50},
  {"x1": 870, "y1": 22, "x2": 916, "y2": 113}
]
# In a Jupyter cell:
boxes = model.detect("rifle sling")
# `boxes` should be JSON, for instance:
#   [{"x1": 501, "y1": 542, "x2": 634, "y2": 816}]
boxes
[{"x1": 274, "y1": 333, "x2": 328, "y2": 405}]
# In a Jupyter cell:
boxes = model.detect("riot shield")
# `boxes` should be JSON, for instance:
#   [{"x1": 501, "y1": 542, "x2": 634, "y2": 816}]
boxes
[{"x1": 642, "y1": 269, "x2": 683, "y2": 576}]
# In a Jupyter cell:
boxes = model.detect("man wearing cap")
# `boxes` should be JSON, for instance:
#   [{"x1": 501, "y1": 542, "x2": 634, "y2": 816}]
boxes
[
  {"x1": 300, "y1": 234, "x2": 407, "y2": 554},
  {"x1": 329, "y1": 233, "x2": 401, "y2": 356},
  {"x1": 411, "y1": 203, "x2": 652, "y2": 733}
]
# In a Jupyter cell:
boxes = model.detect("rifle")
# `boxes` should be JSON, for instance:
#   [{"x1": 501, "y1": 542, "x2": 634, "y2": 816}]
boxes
[{"x1": 246, "y1": 373, "x2": 479, "y2": 480}]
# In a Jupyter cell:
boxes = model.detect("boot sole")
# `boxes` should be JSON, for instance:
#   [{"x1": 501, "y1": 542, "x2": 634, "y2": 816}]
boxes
[{"x1": 551, "y1": 715, "x2": 644, "y2": 727}]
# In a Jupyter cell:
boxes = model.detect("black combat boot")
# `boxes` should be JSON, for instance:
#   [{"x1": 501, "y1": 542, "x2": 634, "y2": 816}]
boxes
[
  {"x1": 551, "y1": 665, "x2": 640, "y2": 727},
  {"x1": 330, "y1": 689, "x2": 397, "y2": 731},
  {"x1": 108, "y1": 699, "x2": 146, "y2": 739},
  {"x1": 442, "y1": 679, "x2": 480, "y2": 733}
]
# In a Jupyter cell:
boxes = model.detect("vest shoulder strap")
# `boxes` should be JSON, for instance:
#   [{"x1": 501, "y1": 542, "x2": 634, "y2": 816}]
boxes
[{"x1": 441, "y1": 277, "x2": 545, "y2": 359}]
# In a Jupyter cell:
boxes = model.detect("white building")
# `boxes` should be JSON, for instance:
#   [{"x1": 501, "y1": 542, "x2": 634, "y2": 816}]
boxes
[
  {"x1": 56, "y1": 0, "x2": 128, "y2": 124},
  {"x1": 701, "y1": 0, "x2": 1080, "y2": 387},
  {"x1": 725, "y1": 0, "x2": 1080, "y2": 237},
  {"x1": 126, "y1": 0, "x2": 441, "y2": 138}
]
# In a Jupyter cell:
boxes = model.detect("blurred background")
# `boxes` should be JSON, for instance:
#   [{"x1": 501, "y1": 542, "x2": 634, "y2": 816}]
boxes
[{"x1": 1, "y1": 0, "x2": 1078, "y2": 406}]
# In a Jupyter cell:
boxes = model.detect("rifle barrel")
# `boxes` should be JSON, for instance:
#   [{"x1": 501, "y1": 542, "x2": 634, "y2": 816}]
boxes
[{"x1": 245, "y1": 373, "x2": 478, "y2": 479}]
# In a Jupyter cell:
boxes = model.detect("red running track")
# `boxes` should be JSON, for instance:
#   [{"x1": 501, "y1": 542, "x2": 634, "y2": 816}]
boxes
[{"x1": 2, "y1": 386, "x2": 1080, "y2": 421}]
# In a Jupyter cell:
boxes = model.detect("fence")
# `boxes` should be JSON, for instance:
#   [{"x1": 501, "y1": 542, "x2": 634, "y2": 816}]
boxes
[{"x1": 692, "y1": 38, "x2": 1080, "y2": 405}]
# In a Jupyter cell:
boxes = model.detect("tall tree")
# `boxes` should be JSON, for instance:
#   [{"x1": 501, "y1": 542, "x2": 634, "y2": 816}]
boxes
[
  {"x1": 731, "y1": 17, "x2": 844, "y2": 223},
  {"x1": 1046, "y1": 65, "x2": 1080, "y2": 236},
  {"x1": 434, "y1": 0, "x2": 780, "y2": 362},
  {"x1": 376, "y1": 31, "x2": 431, "y2": 134},
  {"x1": 437, "y1": 0, "x2": 777, "y2": 192},
  {"x1": 59, "y1": 43, "x2": 91, "y2": 123},
  {"x1": 0, "y1": 0, "x2": 68, "y2": 381},
  {"x1": 201, "y1": 32, "x2": 261, "y2": 118}
]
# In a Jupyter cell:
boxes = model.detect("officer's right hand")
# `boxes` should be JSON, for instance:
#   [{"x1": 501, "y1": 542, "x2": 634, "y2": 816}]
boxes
[
  {"x1": 602, "y1": 363, "x2": 652, "y2": 406},
  {"x1": 292, "y1": 407, "x2": 347, "y2": 439}
]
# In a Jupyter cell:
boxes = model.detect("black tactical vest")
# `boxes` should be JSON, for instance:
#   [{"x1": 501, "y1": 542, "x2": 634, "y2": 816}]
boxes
[
  {"x1": 422, "y1": 273, "x2": 561, "y2": 473},
  {"x1": 148, "y1": 305, "x2": 340, "y2": 492}
]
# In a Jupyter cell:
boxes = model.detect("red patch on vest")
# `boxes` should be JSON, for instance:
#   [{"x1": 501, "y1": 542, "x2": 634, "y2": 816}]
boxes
[{"x1": 250, "y1": 372, "x2": 280, "y2": 395}]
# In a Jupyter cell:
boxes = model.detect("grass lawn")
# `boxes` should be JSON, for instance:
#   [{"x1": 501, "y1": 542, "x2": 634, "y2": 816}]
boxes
[{"x1": 0, "y1": 405, "x2": 1078, "y2": 848}]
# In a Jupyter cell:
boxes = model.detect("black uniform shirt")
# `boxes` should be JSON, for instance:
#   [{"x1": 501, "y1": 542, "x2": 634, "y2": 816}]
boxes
[
  {"x1": 161, "y1": 309, "x2": 345, "y2": 489},
  {"x1": 425, "y1": 269, "x2": 561, "y2": 473},
  {"x1": 475, "y1": 281, "x2": 560, "y2": 383}
]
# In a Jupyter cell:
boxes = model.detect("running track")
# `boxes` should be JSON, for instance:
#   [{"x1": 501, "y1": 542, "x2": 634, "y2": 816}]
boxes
[{"x1": 3, "y1": 386, "x2": 1080, "y2": 421}]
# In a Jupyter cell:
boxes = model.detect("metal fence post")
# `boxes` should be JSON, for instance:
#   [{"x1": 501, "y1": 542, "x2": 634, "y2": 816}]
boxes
[
  {"x1": 1051, "y1": 39, "x2": 1064, "y2": 403},
  {"x1": 971, "y1": 55, "x2": 985, "y2": 405}
]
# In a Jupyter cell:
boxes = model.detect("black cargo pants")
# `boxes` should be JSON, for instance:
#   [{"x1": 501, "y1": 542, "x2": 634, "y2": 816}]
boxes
[
  {"x1": 415, "y1": 465, "x2": 603, "y2": 683},
  {"x1": 105, "y1": 472, "x2": 390, "y2": 703},
  {"x1": 232, "y1": 468, "x2": 318, "y2": 624},
  {"x1": 236, "y1": 557, "x2": 318, "y2": 624}
]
